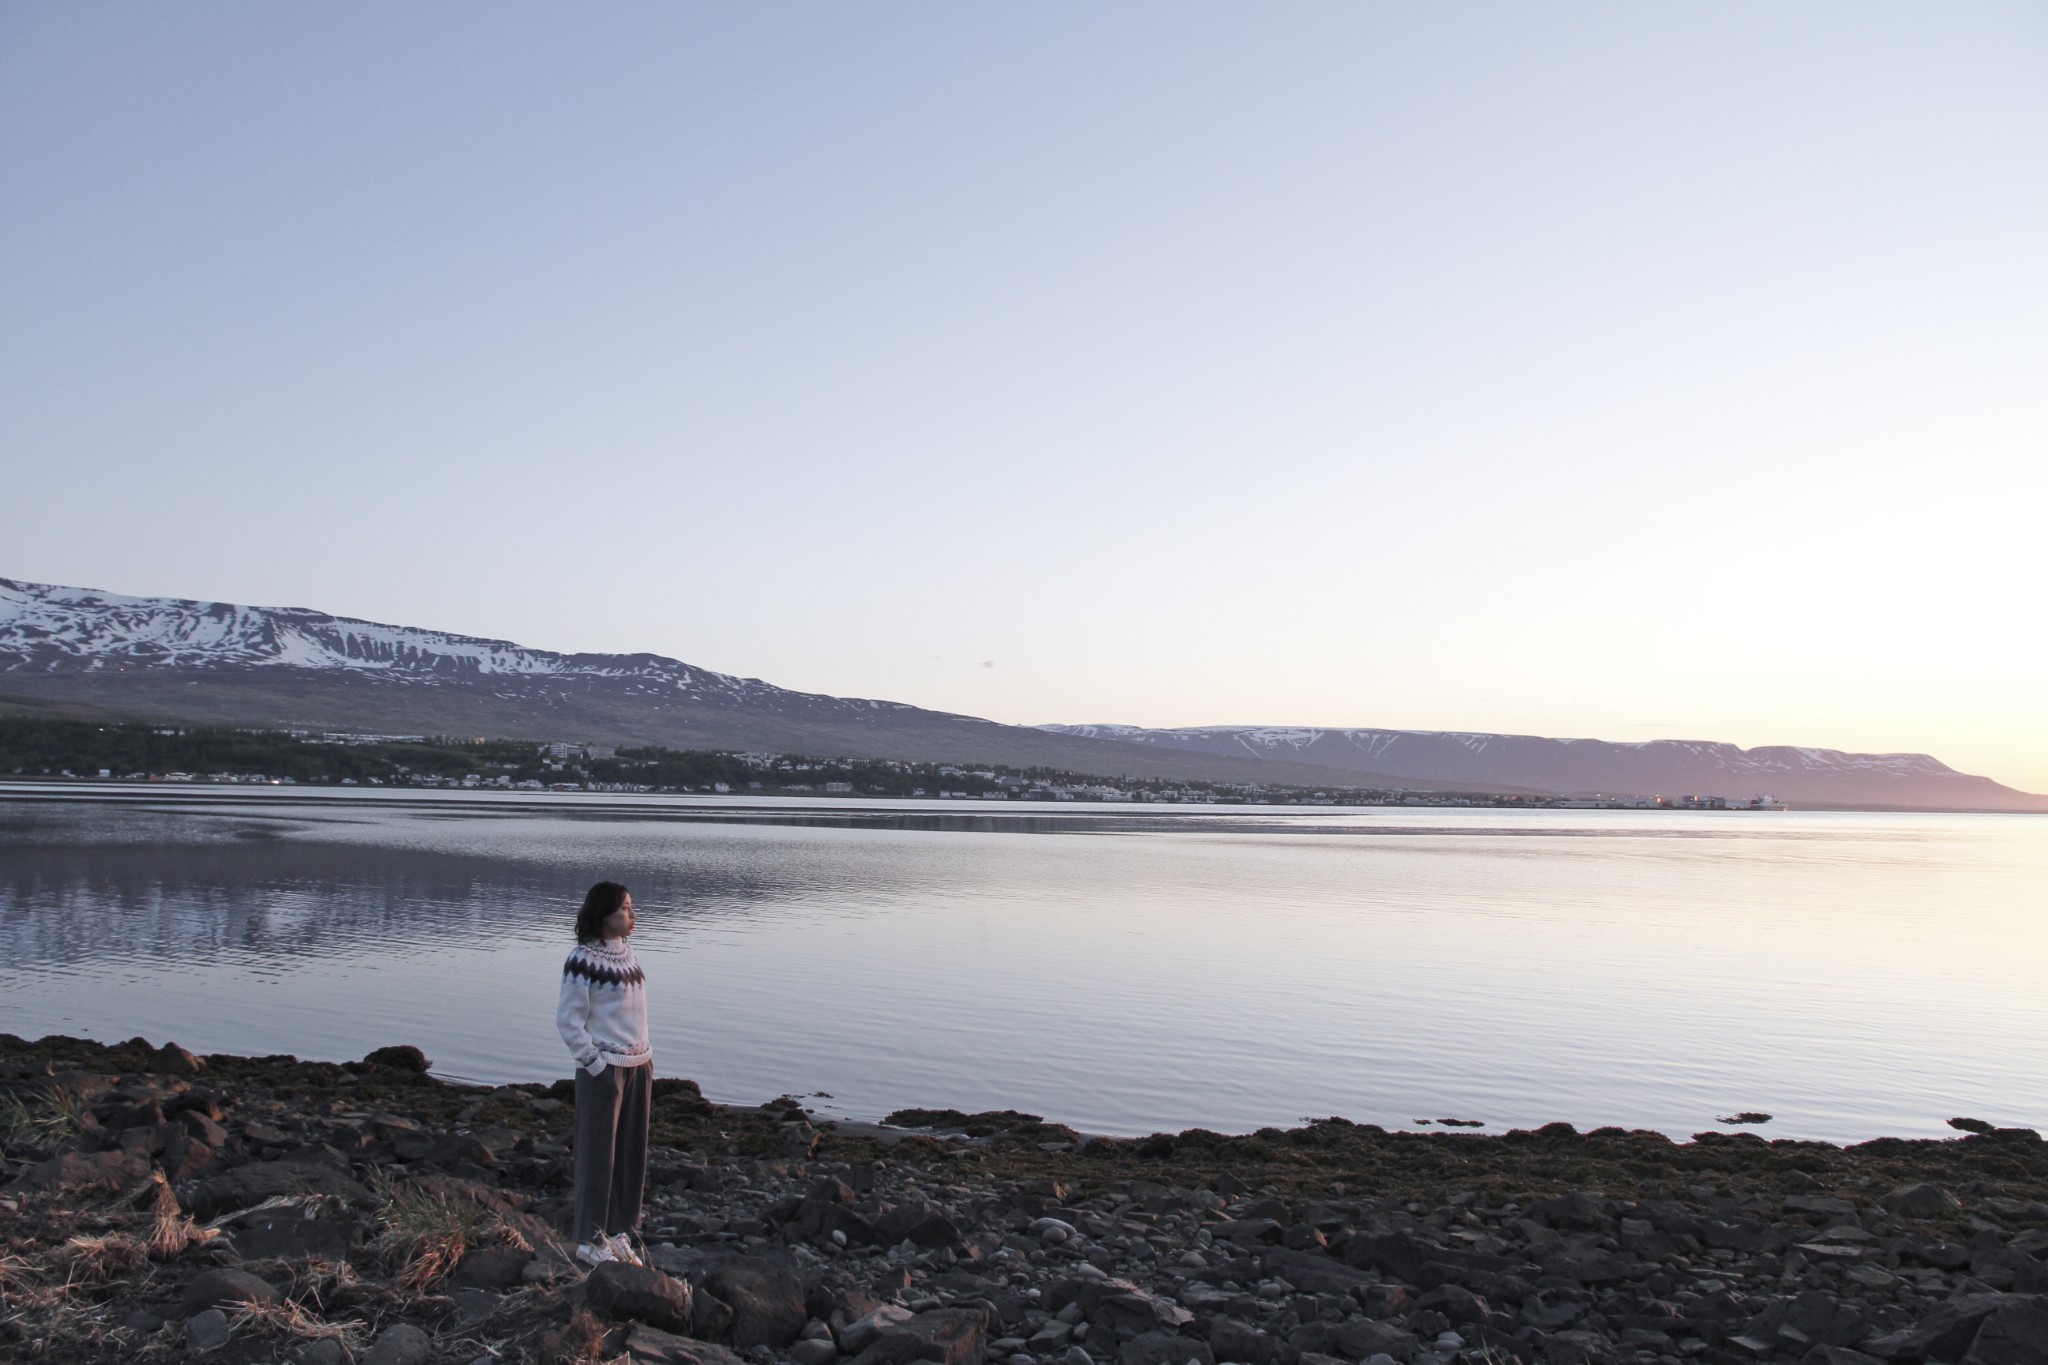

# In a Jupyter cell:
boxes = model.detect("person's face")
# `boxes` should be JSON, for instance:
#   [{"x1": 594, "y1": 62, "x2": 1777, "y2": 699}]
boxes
[{"x1": 602, "y1": 893, "x2": 634, "y2": 939}]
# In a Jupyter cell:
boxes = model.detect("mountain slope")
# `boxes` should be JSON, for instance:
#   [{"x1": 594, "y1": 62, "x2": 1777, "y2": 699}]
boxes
[
  {"x1": 5, "y1": 577, "x2": 2037, "y2": 809},
  {"x1": 1037, "y1": 724, "x2": 2046, "y2": 811},
  {"x1": 0, "y1": 578, "x2": 1427, "y2": 789}
]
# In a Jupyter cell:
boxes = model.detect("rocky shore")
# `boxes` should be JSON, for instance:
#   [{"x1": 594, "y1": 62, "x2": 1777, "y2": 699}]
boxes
[{"x1": 2, "y1": 1036, "x2": 2044, "y2": 1365}]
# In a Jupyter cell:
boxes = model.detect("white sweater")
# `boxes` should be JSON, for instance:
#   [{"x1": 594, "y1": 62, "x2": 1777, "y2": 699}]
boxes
[{"x1": 556, "y1": 938, "x2": 651, "y2": 1075}]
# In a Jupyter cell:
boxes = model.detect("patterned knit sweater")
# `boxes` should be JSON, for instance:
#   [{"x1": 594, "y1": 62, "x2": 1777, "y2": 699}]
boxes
[{"x1": 556, "y1": 938, "x2": 651, "y2": 1075}]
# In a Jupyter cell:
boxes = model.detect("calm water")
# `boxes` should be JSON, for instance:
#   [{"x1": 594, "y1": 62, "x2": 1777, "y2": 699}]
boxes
[{"x1": 2, "y1": 784, "x2": 2043, "y2": 1144}]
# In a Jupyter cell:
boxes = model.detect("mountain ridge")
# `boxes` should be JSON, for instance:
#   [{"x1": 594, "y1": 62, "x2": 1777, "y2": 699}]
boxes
[
  {"x1": 1036, "y1": 722, "x2": 2044, "y2": 811},
  {"x1": 3, "y1": 577, "x2": 2040, "y2": 810}
]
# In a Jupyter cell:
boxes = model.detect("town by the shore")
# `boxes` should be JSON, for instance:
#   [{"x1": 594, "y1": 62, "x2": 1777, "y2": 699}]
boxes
[{"x1": 2, "y1": 1035, "x2": 2043, "y2": 1365}]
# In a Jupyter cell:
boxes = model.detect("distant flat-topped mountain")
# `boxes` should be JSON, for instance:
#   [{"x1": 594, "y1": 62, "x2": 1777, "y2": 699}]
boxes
[
  {"x1": 3, "y1": 577, "x2": 2039, "y2": 809},
  {"x1": 0, "y1": 578, "x2": 1408, "y2": 788},
  {"x1": 1036, "y1": 723, "x2": 2046, "y2": 811}
]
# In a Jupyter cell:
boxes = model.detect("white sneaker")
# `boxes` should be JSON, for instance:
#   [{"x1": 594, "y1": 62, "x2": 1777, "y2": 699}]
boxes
[
  {"x1": 604, "y1": 1232, "x2": 644, "y2": 1267},
  {"x1": 575, "y1": 1240, "x2": 619, "y2": 1268}
]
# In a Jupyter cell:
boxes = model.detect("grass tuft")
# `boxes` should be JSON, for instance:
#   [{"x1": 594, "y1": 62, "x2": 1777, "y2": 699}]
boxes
[{"x1": 374, "y1": 1182, "x2": 495, "y2": 1292}]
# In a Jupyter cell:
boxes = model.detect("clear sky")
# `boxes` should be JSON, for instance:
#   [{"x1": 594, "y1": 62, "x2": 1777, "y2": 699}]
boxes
[{"x1": 4, "y1": 4, "x2": 2044, "y2": 792}]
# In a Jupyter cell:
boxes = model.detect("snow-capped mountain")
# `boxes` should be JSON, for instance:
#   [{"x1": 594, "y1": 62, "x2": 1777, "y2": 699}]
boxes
[
  {"x1": 1035, "y1": 723, "x2": 2037, "y2": 809},
  {"x1": 0, "y1": 578, "x2": 1389, "y2": 787},
  {"x1": 2, "y1": 577, "x2": 855, "y2": 710},
  {"x1": 3, "y1": 577, "x2": 2038, "y2": 808}
]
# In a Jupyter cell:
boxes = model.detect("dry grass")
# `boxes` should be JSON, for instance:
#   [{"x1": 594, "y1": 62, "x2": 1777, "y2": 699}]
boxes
[
  {"x1": 374, "y1": 1181, "x2": 497, "y2": 1293},
  {"x1": 58, "y1": 1234, "x2": 149, "y2": 1283},
  {"x1": 0, "y1": 1090, "x2": 86, "y2": 1158},
  {"x1": 226, "y1": 1296, "x2": 372, "y2": 1349}
]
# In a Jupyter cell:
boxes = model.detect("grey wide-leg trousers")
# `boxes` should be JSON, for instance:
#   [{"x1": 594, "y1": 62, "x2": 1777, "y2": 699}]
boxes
[{"x1": 572, "y1": 1060, "x2": 651, "y2": 1244}]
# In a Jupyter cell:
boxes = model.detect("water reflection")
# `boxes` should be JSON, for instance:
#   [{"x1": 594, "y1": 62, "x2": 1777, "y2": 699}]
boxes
[{"x1": 1, "y1": 786, "x2": 2043, "y2": 1143}]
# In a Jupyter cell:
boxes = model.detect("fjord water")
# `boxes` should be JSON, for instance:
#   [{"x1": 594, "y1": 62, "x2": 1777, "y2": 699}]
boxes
[{"x1": 2, "y1": 786, "x2": 2042, "y2": 1143}]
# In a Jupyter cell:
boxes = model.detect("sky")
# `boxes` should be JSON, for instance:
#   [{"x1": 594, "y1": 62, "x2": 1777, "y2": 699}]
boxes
[{"x1": 3, "y1": 4, "x2": 2045, "y2": 792}]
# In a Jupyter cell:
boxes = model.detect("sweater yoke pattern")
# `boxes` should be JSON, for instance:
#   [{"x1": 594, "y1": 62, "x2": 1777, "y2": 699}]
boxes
[{"x1": 563, "y1": 949, "x2": 645, "y2": 989}]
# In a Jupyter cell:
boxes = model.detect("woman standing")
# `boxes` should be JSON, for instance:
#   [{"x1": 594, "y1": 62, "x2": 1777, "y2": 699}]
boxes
[{"x1": 556, "y1": 880, "x2": 652, "y2": 1268}]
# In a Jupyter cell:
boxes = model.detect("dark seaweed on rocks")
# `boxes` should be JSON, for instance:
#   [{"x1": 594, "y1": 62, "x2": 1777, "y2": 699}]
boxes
[{"x1": 2, "y1": 1031, "x2": 2045, "y2": 1365}]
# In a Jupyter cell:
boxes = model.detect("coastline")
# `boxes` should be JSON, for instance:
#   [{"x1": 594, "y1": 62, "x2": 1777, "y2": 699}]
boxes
[{"x1": 3, "y1": 1035, "x2": 2045, "y2": 1365}]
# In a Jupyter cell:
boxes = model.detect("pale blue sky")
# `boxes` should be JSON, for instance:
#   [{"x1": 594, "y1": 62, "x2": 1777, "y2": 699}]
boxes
[{"x1": 4, "y1": 4, "x2": 2045, "y2": 789}]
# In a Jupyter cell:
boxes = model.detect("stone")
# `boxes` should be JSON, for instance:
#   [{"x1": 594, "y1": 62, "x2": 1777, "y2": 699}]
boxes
[
  {"x1": 1541, "y1": 1329, "x2": 1618, "y2": 1364},
  {"x1": 1527, "y1": 1192, "x2": 1611, "y2": 1231},
  {"x1": 1968, "y1": 1294, "x2": 2048, "y2": 1365},
  {"x1": 9, "y1": 1149, "x2": 151, "y2": 1194},
  {"x1": 232, "y1": 1210, "x2": 356, "y2": 1261},
  {"x1": 451, "y1": 1288, "x2": 500, "y2": 1324},
  {"x1": 152, "y1": 1042, "x2": 205, "y2": 1074},
  {"x1": 623, "y1": 1324, "x2": 750, "y2": 1365},
  {"x1": 1208, "y1": 1317, "x2": 1278, "y2": 1364},
  {"x1": 186, "y1": 1159, "x2": 372, "y2": 1219},
  {"x1": 1259, "y1": 1248, "x2": 1375, "y2": 1298},
  {"x1": 289, "y1": 1340, "x2": 351, "y2": 1365},
  {"x1": 701, "y1": 1254, "x2": 809, "y2": 1348},
  {"x1": 121, "y1": 1308, "x2": 167, "y2": 1333},
  {"x1": 792, "y1": 1338, "x2": 842, "y2": 1365},
  {"x1": 182, "y1": 1267, "x2": 280, "y2": 1315},
  {"x1": 365, "y1": 1322, "x2": 434, "y2": 1365},
  {"x1": 453, "y1": 1245, "x2": 533, "y2": 1289},
  {"x1": 841, "y1": 1306, "x2": 918, "y2": 1355},
  {"x1": 587, "y1": 1262, "x2": 697, "y2": 1334},
  {"x1": 186, "y1": 1308, "x2": 231, "y2": 1351},
  {"x1": 1798, "y1": 1348, "x2": 1879, "y2": 1365},
  {"x1": 1119, "y1": 1330, "x2": 1214, "y2": 1365},
  {"x1": 850, "y1": 1307, "x2": 991, "y2": 1365},
  {"x1": 1879, "y1": 1183, "x2": 1959, "y2": 1219},
  {"x1": 1335, "y1": 1318, "x2": 1419, "y2": 1360}
]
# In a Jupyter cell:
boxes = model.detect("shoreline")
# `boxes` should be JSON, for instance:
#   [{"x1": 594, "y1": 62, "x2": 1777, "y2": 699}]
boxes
[{"x1": 3, "y1": 1034, "x2": 2046, "y2": 1365}]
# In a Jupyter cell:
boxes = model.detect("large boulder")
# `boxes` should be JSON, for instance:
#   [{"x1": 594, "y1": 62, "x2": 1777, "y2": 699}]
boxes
[
  {"x1": 1879, "y1": 1184, "x2": 1959, "y2": 1220},
  {"x1": 182, "y1": 1267, "x2": 280, "y2": 1315},
  {"x1": 586, "y1": 1262, "x2": 696, "y2": 1334},
  {"x1": 622, "y1": 1324, "x2": 749, "y2": 1365},
  {"x1": 850, "y1": 1307, "x2": 990, "y2": 1365},
  {"x1": 8, "y1": 1150, "x2": 151, "y2": 1195},
  {"x1": 700, "y1": 1255, "x2": 809, "y2": 1349},
  {"x1": 186, "y1": 1158, "x2": 372, "y2": 1220}
]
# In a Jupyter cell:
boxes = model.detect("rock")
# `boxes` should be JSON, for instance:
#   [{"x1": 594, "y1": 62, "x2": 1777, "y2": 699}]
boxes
[
  {"x1": 186, "y1": 1159, "x2": 372, "y2": 1220},
  {"x1": 1879, "y1": 1183, "x2": 1959, "y2": 1219},
  {"x1": 588, "y1": 1262, "x2": 697, "y2": 1334},
  {"x1": 1528, "y1": 1192, "x2": 1611, "y2": 1231},
  {"x1": 701, "y1": 1254, "x2": 809, "y2": 1349},
  {"x1": 289, "y1": 1340, "x2": 351, "y2": 1365},
  {"x1": 1208, "y1": 1318, "x2": 1279, "y2": 1364},
  {"x1": 365, "y1": 1322, "x2": 434, "y2": 1365},
  {"x1": 1968, "y1": 1294, "x2": 2048, "y2": 1365},
  {"x1": 623, "y1": 1324, "x2": 750, "y2": 1365},
  {"x1": 363, "y1": 1044, "x2": 433, "y2": 1073},
  {"x1": 1260, "y1": 1247, "x2": 1374, "y2": 1298},
  {"x1": 1336, "y1": 1318, "x2": 1420, "y2": 1359},
  {"x1": 842, "y1": 1306, "x2": 919, "y2": 1355},
  {"x1": 450, "y1": 1287, "x2": 500, "y2": 1323},
  {"x1": 185, "y1": 1307, "x2": 231, "y2": 1351},
  {"x1": 9, "y1": 1149, "x2": 152, "y2": 1194},
  {"x1": 1119, "y1": 1330, "x2": 1214, "y2": 1365},
  {"x1": 1540, "y1": 1247, "x2": 1633, "y2": 1284},
  {"x1": 453, "y1": 1245, "x2": 532, "y2": 1289},
  {"x1": 232, "y1": 1210, "x2": 356, "y2": 1261},
  {"x1": 182, "y1": 1267, "x2": 280, "y2": 1315},
  {"x1": 152, "y1": 1041, "x2": 205, "y2": 1074},
  {"x1": 1798, "y1": 1348, "x2": 1879, "y2": 1365},
  {"x1": 1214, "y1": 1218, "x2": 1284, "y2": 1246},
  {"x1": 850, "y1": 1306, "x2": 991, "y2": 1365},
  {"x1": 1541, "y1": 1329, "x2": 1618, "y2": 1364},
  {"x1": 792, "y1": 1338, "x2": 842, "y2": 1365},
  {"x1": 121, "y1": 1308, "x2": 167, "y2": 1333}
]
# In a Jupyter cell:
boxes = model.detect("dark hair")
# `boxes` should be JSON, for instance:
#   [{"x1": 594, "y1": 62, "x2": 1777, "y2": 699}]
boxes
[{"x1": 575, "y1": 881, "x2": 630, "y2": 943}]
